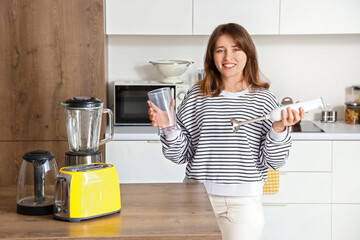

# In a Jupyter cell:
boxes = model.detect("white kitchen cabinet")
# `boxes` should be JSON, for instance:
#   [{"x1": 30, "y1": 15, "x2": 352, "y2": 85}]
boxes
[
  {"x1": 262, "y1": 204, "x2": 331, "y2": 240},
  {"x1": 105, "y1": 0, "x2": 192, "y2": 35},
  {"x1": 332, "y1": 204, "x2": 360, "y2": 240},
  {"x1": 106, "y1": 140, "x2": 186, "y2": 183},
  {"x1": 281, "y1": 141, "x2": 332, "y2": 172},
  {"x1": 280, "y1": 0, "x2": 360, "y2": 34},
  {"x1": 262, "y1": 172, "x2": 331, "y2": 204},
  {"x1": 263, "y1": 140, "x2": 332, "y2": 240},
  {"x1": 332, "y1": 141, "x2": 360, "y2": 203},
  {"x1": 193, "y1": 0, "x2": 280, "y2": 35},
  {"x1": 263, "y1": 141, "x2": 332, "y2": 203}
]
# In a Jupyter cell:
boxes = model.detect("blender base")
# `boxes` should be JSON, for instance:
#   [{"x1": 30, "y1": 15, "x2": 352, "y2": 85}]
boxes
[{"x1": 65, "y1": 151, "x2": 102, "y2": 166}]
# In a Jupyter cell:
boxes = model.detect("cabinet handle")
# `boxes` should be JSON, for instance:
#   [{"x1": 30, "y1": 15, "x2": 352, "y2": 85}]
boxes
[
  {"x1": 262, "y1": 203, "x2": 288, "y2": 206},
  {"x1": 147, "y1": 140, "x2": 161, "y2": 143}
]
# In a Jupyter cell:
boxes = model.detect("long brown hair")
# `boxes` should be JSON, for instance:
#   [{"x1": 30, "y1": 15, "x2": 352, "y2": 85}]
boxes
[{"x1": 199, "y1": 23, "x2": 269, "y2": 97}]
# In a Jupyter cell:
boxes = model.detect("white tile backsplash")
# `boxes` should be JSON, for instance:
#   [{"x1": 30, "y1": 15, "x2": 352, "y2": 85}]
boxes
[{"x1": 107, "y1": 34, "x2": 360, "y2": 120}]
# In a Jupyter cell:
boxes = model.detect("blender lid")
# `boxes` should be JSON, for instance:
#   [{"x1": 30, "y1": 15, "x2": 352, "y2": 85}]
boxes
[
  {"x1": 62, "y1": 97, "x2": 103, "y2": 108},
  {"x1": 23, "y1": 150, "x2": 54, "y2": 162}
]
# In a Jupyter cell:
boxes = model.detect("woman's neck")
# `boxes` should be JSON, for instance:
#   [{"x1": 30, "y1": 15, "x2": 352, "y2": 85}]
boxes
[{"x1": 222, "y1": 77, "x2": 249, "y2": 92}]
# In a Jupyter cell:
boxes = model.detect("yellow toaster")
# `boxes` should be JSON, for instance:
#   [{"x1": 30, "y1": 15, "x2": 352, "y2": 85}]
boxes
[{"x1": 54, "y1": 163, "x2": 121, "y2": 222}]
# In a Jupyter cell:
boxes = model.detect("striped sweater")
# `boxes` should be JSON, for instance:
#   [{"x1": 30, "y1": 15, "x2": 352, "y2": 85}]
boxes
[{"x1": 160, "y1": 84, "x2": 292, "y2": 196}]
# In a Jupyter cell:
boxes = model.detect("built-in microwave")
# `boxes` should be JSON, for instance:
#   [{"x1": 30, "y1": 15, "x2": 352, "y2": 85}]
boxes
[{"x1": 114, "y1": 81, "x2": 189, "y2": 126}]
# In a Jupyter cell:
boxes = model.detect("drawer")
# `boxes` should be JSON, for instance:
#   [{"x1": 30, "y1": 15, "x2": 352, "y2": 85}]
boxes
[
  {"x1": 106, "y1": 141, "x2": 186, "y2": 183},
  {"x1": 262, "y1": 172, "x2": 331, "y2": 203},
  {"x1": 281, "y1": 141, "x2": 332, "y2": 172},
  {"x1": 332, "y1": 204, "x2": 360, "y2": 240},
  {"x1": 332, "y1": 141, "x2": 360, "y2": 203},
  {"x1": 263, "y1": 204, "x2": 331, "y2": 240}
]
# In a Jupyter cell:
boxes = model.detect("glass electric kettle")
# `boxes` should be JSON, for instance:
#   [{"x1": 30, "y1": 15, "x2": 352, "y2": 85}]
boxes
[{"x1": 17, "y1": 150, "x2": 58, "y2": 215}]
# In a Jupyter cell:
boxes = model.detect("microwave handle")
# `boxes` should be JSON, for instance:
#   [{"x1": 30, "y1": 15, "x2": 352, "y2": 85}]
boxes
[
  {"x1": 171, "y1": 88, "x2": 175, "y2": 99},
  {"x1": 100, "y1": 108, "x2": 114, "y2": 146}
]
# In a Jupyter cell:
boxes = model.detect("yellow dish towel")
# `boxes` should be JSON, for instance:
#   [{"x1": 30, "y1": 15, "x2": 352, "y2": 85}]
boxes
[{"x1": 263, "y1": 169, "x2": 279, "y2": 194}]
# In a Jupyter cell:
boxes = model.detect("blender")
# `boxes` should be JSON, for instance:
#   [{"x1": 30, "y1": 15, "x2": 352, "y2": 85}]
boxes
[{"x1": 62, "y1": 97, "x2": 114, "y2": 166}]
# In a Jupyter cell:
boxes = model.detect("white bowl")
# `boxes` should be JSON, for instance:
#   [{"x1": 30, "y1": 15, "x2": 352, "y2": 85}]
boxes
[{"x1": 150, "y1": 60, "x2": 193, "y2": 83}]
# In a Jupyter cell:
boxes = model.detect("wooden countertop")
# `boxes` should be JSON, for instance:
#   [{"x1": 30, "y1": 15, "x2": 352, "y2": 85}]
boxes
[{"x1": 0, "y1": 183, "x2": 221, "y2": 239}]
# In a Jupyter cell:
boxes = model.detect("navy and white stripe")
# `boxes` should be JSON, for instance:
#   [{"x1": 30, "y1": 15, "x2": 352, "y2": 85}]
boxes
[{"x1": 161, "y1": 84, "x2": 291, "y2": 185}]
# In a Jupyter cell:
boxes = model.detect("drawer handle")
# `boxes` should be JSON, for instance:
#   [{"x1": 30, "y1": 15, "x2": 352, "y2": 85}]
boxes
[
  {"x1": 262, "y1": 203, "x2": 288, "y2": 206},
  {"x1": 147, "y1": 140, "x2": 161, "y2": 143}
]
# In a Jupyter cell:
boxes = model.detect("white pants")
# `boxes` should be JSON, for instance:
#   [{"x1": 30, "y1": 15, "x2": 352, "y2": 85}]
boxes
[{"x1": 208, "y1": 194, "x2": 265, "y2": 240}]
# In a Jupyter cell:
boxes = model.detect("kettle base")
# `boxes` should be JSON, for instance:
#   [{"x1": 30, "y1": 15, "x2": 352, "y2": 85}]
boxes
[
  {"x1": 17, "y1": 203, "x2": 54, "y2": 216},
  {"x1": 54, "y1": 208, "x2": 121, "y2": 222}
]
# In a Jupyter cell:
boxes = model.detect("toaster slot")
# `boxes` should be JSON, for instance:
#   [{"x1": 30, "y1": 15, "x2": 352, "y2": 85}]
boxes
[{"x1": 63, "y1": 163, "x2": 111, "y2": 172}]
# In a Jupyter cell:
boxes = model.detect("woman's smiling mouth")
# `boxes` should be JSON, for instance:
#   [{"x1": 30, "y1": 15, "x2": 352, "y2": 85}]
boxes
[{"x1": 223, "y1": 63, "x2": 236, "y2": 69}]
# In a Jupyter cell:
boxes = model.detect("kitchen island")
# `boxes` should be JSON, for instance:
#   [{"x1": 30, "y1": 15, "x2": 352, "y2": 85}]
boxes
[{"x1": 0, "y1": 183, "x2": 221, "y2": 239}]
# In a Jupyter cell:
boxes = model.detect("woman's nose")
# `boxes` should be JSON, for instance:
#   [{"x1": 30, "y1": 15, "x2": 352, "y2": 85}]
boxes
[{"x1": 225, "y1": 50, "x2": 233, "y2": 60}]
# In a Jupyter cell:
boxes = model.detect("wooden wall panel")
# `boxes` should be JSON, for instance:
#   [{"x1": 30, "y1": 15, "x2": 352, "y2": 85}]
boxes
[
  {"x1": 0, "y1": 0, "x2": 106, "y2": 141},
  {"x1": 0, "y1": 0, "x2": 106, "y2": 185},
  {"x1": 0, "y1": 141, "x2": 68, "y2": 186}
]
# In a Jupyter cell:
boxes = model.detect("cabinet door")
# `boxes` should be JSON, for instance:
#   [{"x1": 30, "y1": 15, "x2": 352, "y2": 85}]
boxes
[
  {"x1": 280, "y1": 0, "x2": 360, "y2": 34},
  {"x1": 262, "y1": 172, "x2": 331, "y2": 204},
  {"x1": 106, "y1": 141, "x2": 186, "y2": 183},
  {"x1": 106, "y1": 0, "x2": 192, "y2": 35},
  {"x1": 262, "y1": 204, "x2": 331, "y2": 240},
  {"x1": 281, "y1": 141, "x2": 332, "y2": 172},
  {"x1": 193, "y1": 0, "x2": 280, "y2": 35},
  {"x1": 332, "y1": 141, "x2": 360, "y2": 203},
  {"x1": 332, "y1": 204, "x2": 360, "y2": 240}
]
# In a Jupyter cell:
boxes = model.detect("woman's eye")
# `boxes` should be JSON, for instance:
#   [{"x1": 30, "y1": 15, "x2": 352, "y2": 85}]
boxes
[
  {"x1": 216, "y1": 49, "x2": 224, "y2": 53},
  {"x1": 234, "y1": 49, "x2": 240, "y2": 52}
]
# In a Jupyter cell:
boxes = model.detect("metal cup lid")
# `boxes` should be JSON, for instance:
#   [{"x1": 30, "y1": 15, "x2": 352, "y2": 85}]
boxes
[{"x1": 345, "y1": 101, "x2": 360, "y2": 107}]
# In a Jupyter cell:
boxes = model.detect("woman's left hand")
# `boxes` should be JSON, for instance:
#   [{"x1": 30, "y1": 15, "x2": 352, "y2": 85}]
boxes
[{"x1": 272, "y1": 107, "x2": 305, "y2": 133}]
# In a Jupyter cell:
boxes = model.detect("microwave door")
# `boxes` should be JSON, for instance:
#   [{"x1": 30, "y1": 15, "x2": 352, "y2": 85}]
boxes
[
  {"x1": 115, "y1": 85, "x2": 175, "y2": 125},
  {"x1": 116, "y1": 87, "x2": 150, "y2": 125}
]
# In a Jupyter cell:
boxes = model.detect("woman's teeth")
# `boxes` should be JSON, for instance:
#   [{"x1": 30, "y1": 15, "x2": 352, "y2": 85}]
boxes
[{"x1": 223, "y1": 63, "x2": 235, "y2": 69}]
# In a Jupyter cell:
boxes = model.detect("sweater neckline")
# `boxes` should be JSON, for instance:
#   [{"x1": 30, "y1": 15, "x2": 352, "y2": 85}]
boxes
[{"x1": 219, "y1": 88, "x2": 250, "y2": 97}]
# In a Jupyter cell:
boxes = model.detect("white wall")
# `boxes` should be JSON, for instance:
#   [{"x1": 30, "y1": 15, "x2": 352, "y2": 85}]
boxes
[{"x1": 107, "y1": 34, "x2": 360, "y2": 120}]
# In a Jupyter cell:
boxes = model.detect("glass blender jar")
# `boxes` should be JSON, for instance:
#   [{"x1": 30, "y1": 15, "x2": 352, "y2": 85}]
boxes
[{"x1": 62, "y1": 97, "x2": 114, "y2": 165}]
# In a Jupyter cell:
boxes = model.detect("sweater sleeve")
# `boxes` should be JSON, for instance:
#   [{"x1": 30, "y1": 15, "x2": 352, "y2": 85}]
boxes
[
  {"x1": 159, "y1": 88, "x2": 196, "y2": 165},
  {"x1": 258, "y1": 92, "x2": 292, "y2": 170},
  {"x1": 160, "y1": 119, "x2": 194, "y2": 165}
]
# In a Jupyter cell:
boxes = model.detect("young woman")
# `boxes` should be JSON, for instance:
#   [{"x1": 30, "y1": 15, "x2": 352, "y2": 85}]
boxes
[{"x1": 147, "y1": 23, "x2": 304, "y2": 240}]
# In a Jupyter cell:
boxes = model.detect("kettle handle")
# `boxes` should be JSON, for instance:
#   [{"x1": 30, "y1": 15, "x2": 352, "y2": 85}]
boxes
[{"x1": 99, "y1": 108, "x2": 114, "y2": 146}]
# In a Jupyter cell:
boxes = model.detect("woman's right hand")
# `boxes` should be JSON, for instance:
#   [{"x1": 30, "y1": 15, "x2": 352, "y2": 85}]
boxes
[{"x1": 147, "y1": 99, "x2": 176, "y2": 128}]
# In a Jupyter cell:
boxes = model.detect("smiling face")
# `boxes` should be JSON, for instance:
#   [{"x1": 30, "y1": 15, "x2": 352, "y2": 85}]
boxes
[{"x1": 213, "y1": 34, "x2": 247, "y2": 83}]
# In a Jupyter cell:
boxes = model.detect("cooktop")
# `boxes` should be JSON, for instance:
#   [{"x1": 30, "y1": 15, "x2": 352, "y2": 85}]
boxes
[{"x1": 289, "y1": 121, "x2": 324, "y2": 133}]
